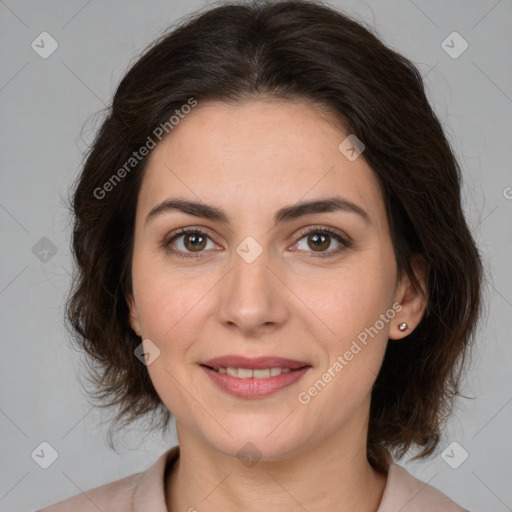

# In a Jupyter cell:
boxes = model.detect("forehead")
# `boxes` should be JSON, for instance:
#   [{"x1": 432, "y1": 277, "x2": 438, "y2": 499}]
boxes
[{"x1": 137, "y1": 99, "x2": 386, "y2": 230}]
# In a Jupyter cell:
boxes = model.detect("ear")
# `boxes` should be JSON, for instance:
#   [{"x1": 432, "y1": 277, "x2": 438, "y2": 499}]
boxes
[
  {"x1": 127, "y1": 293, "x2": 142, "y2": 337},
  {"x1": 389, "y1": 254, "x2": 428, "y2": 340}
]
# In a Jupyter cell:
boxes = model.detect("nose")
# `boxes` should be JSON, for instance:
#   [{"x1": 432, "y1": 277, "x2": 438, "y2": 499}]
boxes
[{"x1": 216, "y1": 245, "x2": 289, "y2": 336}]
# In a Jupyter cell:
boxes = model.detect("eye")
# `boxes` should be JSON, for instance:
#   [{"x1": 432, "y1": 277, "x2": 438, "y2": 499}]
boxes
[
  {"x1": 163, "y1": 228, "x2": 218, "y2": 259},
  {"x1": 293, "y1": 227, "x2": 351, "y2": 257},
  {"x1": 162, "y1": 226, "x2": 351, "y2": 260}
]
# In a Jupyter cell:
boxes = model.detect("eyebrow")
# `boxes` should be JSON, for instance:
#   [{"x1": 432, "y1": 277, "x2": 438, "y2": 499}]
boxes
[{"x1": 145, "y1": 196, "x2": 371, "y2": 227}]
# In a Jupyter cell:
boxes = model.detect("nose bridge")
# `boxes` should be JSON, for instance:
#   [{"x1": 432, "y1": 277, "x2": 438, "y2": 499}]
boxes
[
  {"x1": 217, "y1": 236, "x2": 288, "y2": 332},
  {"x1": 233, "y1": 242, "x2": 270, "y2": 292}
]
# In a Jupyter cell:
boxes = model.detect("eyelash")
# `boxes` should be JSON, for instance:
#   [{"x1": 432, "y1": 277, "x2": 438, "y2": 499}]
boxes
[{"x1": 162, "y1": 226, "x2": 352, "y2": 260}]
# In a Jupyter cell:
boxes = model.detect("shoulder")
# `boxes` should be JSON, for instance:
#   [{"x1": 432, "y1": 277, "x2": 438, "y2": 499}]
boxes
[
  {"x1": 378, "y1": 461, "x2": 469, "y2": 512},
  {"x1": 37, "y1": 445, "x2": 180, "y2": 512},
  {"x1": 37, "y1": 472, "x2": 142, "y2": 512}
]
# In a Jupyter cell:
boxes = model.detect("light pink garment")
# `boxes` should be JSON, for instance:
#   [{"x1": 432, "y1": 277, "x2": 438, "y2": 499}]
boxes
[{"x1": 37, "y1": 445, "x2": 468, "y2": 511}]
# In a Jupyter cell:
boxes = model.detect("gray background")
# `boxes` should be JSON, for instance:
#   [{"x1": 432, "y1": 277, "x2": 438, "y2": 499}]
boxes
[{"x1": 1, "y1": 0, "x2": 511, "y2": 511}]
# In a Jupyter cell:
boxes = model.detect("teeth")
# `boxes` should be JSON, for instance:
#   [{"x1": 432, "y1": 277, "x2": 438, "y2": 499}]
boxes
[
  {"x1": 213, "y1": 367, "x2": 294, "y2": 378},
  {"x1": 238, "y1": 368, "x2": 253, "y2": 379},
  {"x1": 226, "y1": 367, "x2": 238, "y2": 377},
  {"x1": 253, "y1": 369, "x2": 271, "y2": 378}
]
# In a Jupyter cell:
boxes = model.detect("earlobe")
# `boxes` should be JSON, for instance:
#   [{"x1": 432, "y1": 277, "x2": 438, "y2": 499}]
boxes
[{"x1": 390, "y1": 254, "x2": 428, "y2": 340}]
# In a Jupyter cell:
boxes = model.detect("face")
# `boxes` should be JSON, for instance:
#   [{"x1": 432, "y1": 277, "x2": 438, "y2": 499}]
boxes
[{"x1": 128, "y1": 99, "x2": 425, "y2": 460}]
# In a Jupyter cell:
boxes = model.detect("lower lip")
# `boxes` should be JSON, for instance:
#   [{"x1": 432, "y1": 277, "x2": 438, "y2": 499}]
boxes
[{"x1": 200, "y1": 365, "x2": 311, "y2": 399}]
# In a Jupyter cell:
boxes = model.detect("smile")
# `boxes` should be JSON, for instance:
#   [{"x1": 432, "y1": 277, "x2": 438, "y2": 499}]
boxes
[
  {"x1": 200, "y1": 364, "x2": 311, "y2": 399},
  {"x1": 210, "y1": 367, "x2": 292, "y2": 378}
]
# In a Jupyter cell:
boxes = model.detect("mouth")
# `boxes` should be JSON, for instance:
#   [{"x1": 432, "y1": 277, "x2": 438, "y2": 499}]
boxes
[
  {"x1": 199, "y1": 355, "x2": 312, "y2": 398},
  {"x1": 201, "y1": 365, "x2": 305, "y2": 378}
]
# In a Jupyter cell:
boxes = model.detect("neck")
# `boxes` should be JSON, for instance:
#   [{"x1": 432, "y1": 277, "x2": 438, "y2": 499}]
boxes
[{"x1": 165, "y1": 424, "x2": 388, "y2": 512}]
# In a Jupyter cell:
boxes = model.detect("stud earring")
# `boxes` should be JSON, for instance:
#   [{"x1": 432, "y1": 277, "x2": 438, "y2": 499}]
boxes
[{"x1": 398, "y1": 322, "x2": 408, "y2": 332}]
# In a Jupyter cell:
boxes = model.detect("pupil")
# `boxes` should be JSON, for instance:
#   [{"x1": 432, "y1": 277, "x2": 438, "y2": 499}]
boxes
[{"x1": 313, "y1": 234, "x2": 322, "y2": 245}]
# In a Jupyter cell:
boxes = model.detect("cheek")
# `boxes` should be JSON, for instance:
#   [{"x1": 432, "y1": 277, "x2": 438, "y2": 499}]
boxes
[
  {"x1": 293, "y1": 246, "x2": 396, "y2": 405},
  {"x1": 131, "y1": 254, "x2": 216, "y2": 350},
  {"x1": 295, "y1": 251, "x2": 396, "y2": 342},
  {"x1": 295, "y1": 273, "x2": 392, "y2": 425},
  {"x1": 132, "y1": 265, "x2": 212, "y2": 414}
]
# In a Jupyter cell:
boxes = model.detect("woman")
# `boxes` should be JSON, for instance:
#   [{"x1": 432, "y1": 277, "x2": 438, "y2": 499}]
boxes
[{"x1": 38, "y1": 0, "x2": 482, "y2": 510}]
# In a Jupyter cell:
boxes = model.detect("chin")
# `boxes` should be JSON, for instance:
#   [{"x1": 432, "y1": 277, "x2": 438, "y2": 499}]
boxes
[{"x1": 198, "y1": 415, "x2": 308, "y2": 463}]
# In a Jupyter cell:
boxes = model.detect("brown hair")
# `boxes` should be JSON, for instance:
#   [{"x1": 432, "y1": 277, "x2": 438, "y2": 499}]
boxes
[{"x1": 65, "y1": 0, "x2": 483, "y2": 471}]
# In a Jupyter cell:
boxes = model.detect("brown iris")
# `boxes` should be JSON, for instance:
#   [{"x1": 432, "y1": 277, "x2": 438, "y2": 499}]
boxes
[
  {"x1": 307, "y1": 232, "x2": 330, "y2": 251},
  {"x1": 184, "y1": 232, "x2": 207, "y2": 252}
]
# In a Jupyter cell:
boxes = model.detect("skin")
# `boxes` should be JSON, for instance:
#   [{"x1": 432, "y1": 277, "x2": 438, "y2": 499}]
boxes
[{"x1": 127, "y1": 99, "x2": 427, "y2": 512}]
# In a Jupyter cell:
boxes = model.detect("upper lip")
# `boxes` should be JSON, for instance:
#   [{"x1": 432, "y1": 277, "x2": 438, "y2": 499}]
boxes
[{"x1": 201, "y1": 355, "x2": 311, "y2": 370}]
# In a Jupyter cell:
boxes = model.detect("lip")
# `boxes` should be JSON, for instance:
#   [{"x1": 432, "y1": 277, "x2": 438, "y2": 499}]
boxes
[
  {"x1": 201, "y1": 355, "x2": 310, "y2": 370},
  {"x1": 199, "y1": 355, "x2": 312, "y2": 399}
]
